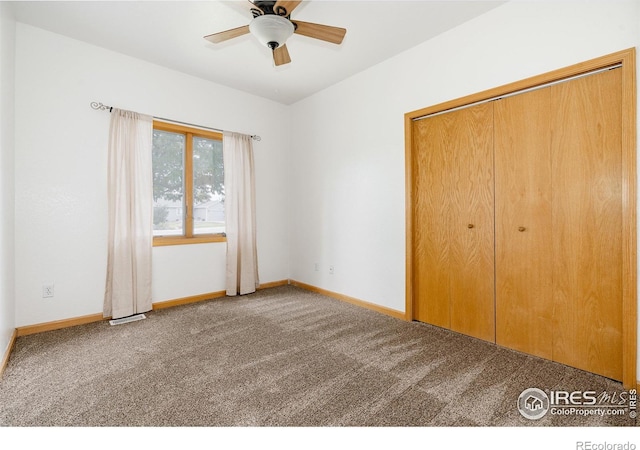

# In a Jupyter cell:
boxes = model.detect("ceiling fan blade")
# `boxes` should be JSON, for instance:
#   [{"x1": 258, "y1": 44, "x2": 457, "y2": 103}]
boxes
[
  {"x1": 292, "y1": 20, "x2": 346, "y2": 45},
  {"x1": 274, "y1": 0, "x2": 302, "y2": 16},
  {"x1": 273, "y1": 44, "x2": 292, "y2": 66},
  {"x1": 204, "y1": 25, "x2": 250, "y2": 44}
]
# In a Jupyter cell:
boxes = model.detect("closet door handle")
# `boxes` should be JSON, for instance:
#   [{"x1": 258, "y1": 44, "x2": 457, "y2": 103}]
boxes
[
  {"x1": 467, "y1": 224, "x2": 474, "y2": 229},
  {"x1": 518, "y1": 226, "x2": 526, "y2": 232}
]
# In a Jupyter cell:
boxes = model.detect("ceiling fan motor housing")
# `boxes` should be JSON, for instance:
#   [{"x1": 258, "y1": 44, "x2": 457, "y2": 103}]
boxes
[{"x1": 249, "y1": 14, "x2": 295, "y2": 50}]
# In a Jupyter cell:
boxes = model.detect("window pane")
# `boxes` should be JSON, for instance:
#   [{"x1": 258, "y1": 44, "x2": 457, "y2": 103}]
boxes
[
  {"x1": 152, "y1": 130, "x2": 185, "y2": 236},
  {"x1": 193, "y1": 136, "x2": 224, "y2": 235}
]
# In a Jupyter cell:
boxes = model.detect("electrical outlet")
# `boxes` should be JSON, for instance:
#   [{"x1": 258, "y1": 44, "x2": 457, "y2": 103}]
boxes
[
  {"x1": 314, "y1": 263, "x2": 320, "y2": 272},
  {"x1": 329, "y1": 265, "x2": 334, "y2": 275},
  {"x1": 42, "y1": 284, "x2": 54, "y2": 298}
]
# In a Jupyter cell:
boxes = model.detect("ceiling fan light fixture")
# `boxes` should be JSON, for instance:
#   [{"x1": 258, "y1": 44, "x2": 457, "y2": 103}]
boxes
[{"x1": 249, "y1": 14, "x2": 295, "y2": 50}]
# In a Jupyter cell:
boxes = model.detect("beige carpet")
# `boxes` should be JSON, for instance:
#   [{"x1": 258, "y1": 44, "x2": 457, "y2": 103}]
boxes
[{"x1": 0, "y1": 285, "x2": 635, "y2": 427}]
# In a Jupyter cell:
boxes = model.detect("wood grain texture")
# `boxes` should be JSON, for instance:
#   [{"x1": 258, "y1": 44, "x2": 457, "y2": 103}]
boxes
[
  {"x1": 412, "y1": 115, "x2": 452, "y2": 328},
  {"x1": 619, "y1": 49, "x2": 637, "y2": 390},
  {"x1": 292, "y1": 20, "x2": 346, "y2": 44},
  {"x1": 551, "y1": 68, "x2": 623, "y2": 381},
  {"x1": 405, "y1": 48, "x2": 636, "y2": 388},
  {"x1": 203, "y1": 25, "x2": 250, "y2": 44},
  {"x1": 494, "y1": 88, "x2": 553, "y2": 359},
  {"x1": 446, "y1": 103, "x2": 495, "y2": 342},
  {"x1": 405, "y1": 115, "x2": 415, "y2": 321},
  {"x1": 412, "y1": 103, "x2": 495, "y2": 342},
  {"x1": 273, "y1": 44, "x2": 291, "y2": 66}
]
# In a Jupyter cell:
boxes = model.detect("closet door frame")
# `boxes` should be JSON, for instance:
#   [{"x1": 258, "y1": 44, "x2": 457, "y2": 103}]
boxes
[{"x1": 405, "y1": 48, "x2": 637, "y2": 389}]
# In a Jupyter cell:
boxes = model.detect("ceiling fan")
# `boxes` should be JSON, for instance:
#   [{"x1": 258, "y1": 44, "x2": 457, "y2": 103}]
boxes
[{"x1": 204, "y1": 1, "x2": 347, "y2": 66}]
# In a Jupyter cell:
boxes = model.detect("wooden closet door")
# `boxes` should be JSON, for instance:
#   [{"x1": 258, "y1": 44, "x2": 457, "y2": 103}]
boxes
[
  {"x1": 412, "y1": 103, "x2": 495, "y2": 342},
  {"x1": 447, "y1": 103, "x2": 495, "y2": 342},
  {"x1": 494, "y1": 88, "x2": 553, "y2": 359},
  {"x1": 551, "y1": 68, "x2": 623, "y2": 381},
  {"x1": 412, "y1": 115, "x2": 452, "y2": 328}
]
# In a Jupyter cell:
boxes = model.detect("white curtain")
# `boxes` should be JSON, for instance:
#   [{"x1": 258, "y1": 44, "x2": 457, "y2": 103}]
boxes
[
  {"x1": 103, "y1": 108, "x2": 154, "y2": 319},
  {"x1": 223, "y1": 131, "x2": 259, "y2": 296}
]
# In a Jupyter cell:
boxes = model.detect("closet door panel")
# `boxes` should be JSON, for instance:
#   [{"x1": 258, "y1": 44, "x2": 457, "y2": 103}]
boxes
[
  {"x1": 494, "y1": 89, "x2": 553, "y2": 359},
  {"x1": 448, "y1": 103, "x2": 495, "y2": 342},
  {"x1": 551, "y1": 69, "x2": 623, "y2": 381},
  {"x1": 412, "y1": 117, "x2": 452, "y2": 328}
]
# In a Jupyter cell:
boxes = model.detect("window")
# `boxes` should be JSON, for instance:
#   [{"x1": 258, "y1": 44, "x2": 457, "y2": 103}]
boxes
[{"x1": 152, "y1": 121, "x2": 225, "y2": 245}]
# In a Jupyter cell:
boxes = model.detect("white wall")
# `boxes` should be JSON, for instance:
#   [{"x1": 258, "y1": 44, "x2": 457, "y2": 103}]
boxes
[
  {"x1": 14, "y1": 23, "x2": 290, "y2": 326},
  {"x1": 0, "y1": 3, "x2": 16, "y2": 356},
  {"x1": 8, "y1": 1, "x2": 640, "y2": 373},
  {"x1": 289, "y1": 0, "x2": 640, "y2": 316}
]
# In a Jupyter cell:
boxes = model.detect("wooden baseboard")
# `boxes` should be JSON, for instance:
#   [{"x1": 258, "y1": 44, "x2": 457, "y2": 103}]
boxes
[
  {"x1": 14, "y1": 280, "x2": 292, "y2": 337},
  {"x1": 258, "y1": 280, "x2": 290, "y2": 289},
  {"x1": 152, "y1": 291, "x2": 226, "y2": 310},
  {"x1": 8, "y1": 279, "x2": 393, "y2": 369},
  {"x1": 289, "y1": 280, "x2": 406, "y2": 321},
  {"x1": 153, "y1": 281, "x2": 289, "y2": 309},
  {"x1": 16, "y1": 313, "x2": 106, "y2": 337},
  {"x1": 0, "y1": 329, "x2": 17, "y2": 378}
]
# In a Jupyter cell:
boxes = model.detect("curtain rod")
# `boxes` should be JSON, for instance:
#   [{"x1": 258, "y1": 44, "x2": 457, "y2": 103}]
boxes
[{"x1": 90, "y1": 102, "x2": 261, "y2": 141}]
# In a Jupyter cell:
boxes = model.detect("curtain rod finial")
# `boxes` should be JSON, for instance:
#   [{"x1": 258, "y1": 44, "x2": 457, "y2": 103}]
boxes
[{"x1": 90, "y1": 101, "x2": 112, "y2": 112}]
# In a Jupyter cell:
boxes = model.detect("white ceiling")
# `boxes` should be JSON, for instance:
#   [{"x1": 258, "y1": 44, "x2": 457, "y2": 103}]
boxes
[{"x1": 9, "y1": 0, "x2": 505, "y2": 105}]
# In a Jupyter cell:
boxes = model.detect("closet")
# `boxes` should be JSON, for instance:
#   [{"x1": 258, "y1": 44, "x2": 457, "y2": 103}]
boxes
[{"x1": 409, "y1": 62, "x2": 627, "y2": 382}]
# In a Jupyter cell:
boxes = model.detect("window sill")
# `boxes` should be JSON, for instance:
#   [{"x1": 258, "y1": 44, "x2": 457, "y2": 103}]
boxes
[{"x1": 153, "y1": 234, "x2": 227, "y2": 247}]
